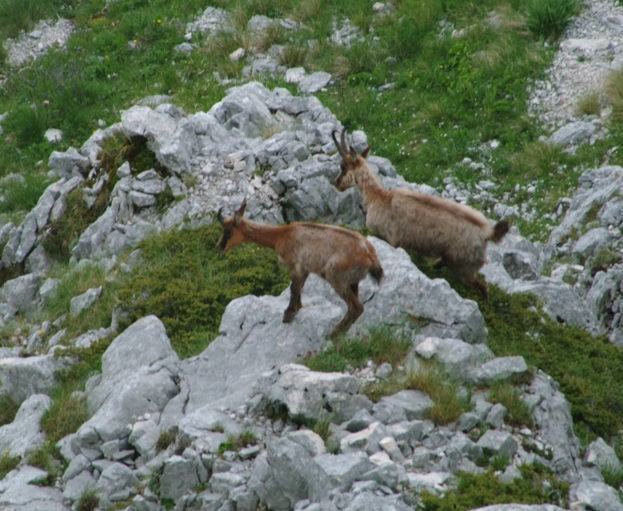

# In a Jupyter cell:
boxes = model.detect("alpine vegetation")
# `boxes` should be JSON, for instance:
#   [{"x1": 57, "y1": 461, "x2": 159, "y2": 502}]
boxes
[
  {"x1": 333, "y1": 129, "x2": 510, "y2": 303},
  {"x1": 217, "y1": 199, "x2": 383, "y2": 339}
]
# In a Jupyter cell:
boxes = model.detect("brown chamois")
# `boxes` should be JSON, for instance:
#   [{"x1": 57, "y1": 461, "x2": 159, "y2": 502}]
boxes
[
  {"x1": 217, "y1": 199, "x2": 383, "y2": 339},
  {"x1": 332, "y1": 129, "x2": 509, "y2": 303}
]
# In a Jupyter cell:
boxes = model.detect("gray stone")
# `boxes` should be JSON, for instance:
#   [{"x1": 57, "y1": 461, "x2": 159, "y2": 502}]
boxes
[
  {"x1": 485, "y1": 403, "x2": 507, "y2": 429},
  {"x1": 573, "y1": 228, "x2": 610, "y2": 258},
  {"x1": 96, "y1": 462, "x2": 139, "y2": 506},
  {"x1": 376, "y1": 390, "x2": 433, "y2": 422},
  {"x1": 285, "y1": 67, "x2": 306, "y2": 83},
  {"x1": 466, "y1": 356, "x2": 528, "y2": 385},
  {"x1": 468, "y1": 506, "x2": 566, "y2": 511},
  {"x1": 0, "y1": 354, "x2": 67, "y2": 404},
  {"x1": 130, "y1": 190, "x2": 157, "y2": 207},
  {"x1": 340, "y1": 421, "x2": 391, "y2": 455},
  {"x1": 387, "y1": 420, "x2": 424, "y2": 444},
  {"x1": 549, "y1": 121, "x2": 597, "y2": 146},
  {"x1": 0, "y1": 465, "x2": 66, "y2": 511},
  {"x1": 70, "y1": 285, "x2": 103, "y2": 317},
  {"x1": 476, "y1": 430, "x2": 518, "y2": 458},
  {"x1": 14, "y1": 212, "x2": 38, "y2": 264},
  {"x1": 407, "y1": 471, "x2": 452, "y2": 493},
  {"x1": 458, "y1": 412, "x2": 481, "y2": 432},
  {"x1": 48, "y1": 147, "x2": 90, "y2": 178},
  {"x1": 62, "y1": 453, "x2": 91, "y2": 482},
  {"x1": 359, "y1": 461, "x2": 408, "y2": 490},
  {"x1": 33, "y1": 183, "x2": 61, "y2": 231},
  {"x1": 256, "y1": 364, "x2": 372, "y2": 424},
  {"x1": 498, "y1": 464, "x2": 522, "y2": 484},
  {"x1": 160, "y1": 455, "x2": 200, "y2": 501},
  {"x1": 26, "y1": 244, "x2": 52, "y2": 275},
  {"x1": 1, "y1": 272, "x2": 39, "y2": 313},
  {"x1": 39, "y1": 278, "x2": 60, "y2": 304},
  {"x1": 298, "y1": 72, "x2": 332, "y2": 94},
  {"x1": 77, "y1": 316, "x2": 180, "y2": 443},
  {"x1": 314, "y1": 451, "x2": 374, "y2": 491},
  {"x1": 0, "y1": 394, "x2": 52, "y2": 457},
  {"x1": 62, "y1": 469, "x2": 97, "y2": 503},
  {"x1": 585, "y1": 437, "x2": 621, "y2": 472},
  {"x1": 286, "y1": 430, "x2": 327, "y2": 457},
  {"x1": 344, "y1": 409, "x2": 376, "y2": 433},
  {"x1": 574, "y1": 480, "x2": 623, "y2": 511}
]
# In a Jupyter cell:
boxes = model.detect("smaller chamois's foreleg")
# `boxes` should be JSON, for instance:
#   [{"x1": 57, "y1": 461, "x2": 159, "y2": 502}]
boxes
[{"x1": 283, "y1": 272, "x2": 308, "y2": 323}]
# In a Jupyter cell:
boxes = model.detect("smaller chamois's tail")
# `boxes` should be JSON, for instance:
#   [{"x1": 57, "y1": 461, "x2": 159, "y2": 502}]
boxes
[{"x1": 491, "y1": 219, "x2": 510, "y2": 244}]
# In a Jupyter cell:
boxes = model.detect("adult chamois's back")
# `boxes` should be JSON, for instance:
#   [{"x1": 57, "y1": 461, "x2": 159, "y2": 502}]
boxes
[
  {"x1": 332, "y1": 129, "x2": 509, "y2": 302},
  {"x1": 217, "y1": 199, "x2": 383, "y2": 339}
]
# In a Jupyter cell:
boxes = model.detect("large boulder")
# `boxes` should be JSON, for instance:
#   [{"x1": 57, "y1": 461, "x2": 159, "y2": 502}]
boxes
[
  {"x1": 0, "y1": 394, "x2": 52, "y2": 457},
  {"x1": 77, "y1": 316, "x2": 180, "y2": 445},
  {"x1": 0, "y1": 353, "x2": 69, "y2": 404}
]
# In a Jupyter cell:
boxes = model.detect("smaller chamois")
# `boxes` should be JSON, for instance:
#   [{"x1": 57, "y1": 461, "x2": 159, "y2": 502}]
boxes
[
  {"x1": 217, "y1": 199, "x2": 383, "y2": 339},
  {"x1": 332, "y1": 129, "x2": 509, "y2": 302}
]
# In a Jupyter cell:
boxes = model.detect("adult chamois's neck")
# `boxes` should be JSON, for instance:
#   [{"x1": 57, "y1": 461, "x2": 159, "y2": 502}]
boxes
[
  {"x1": 355, "y1": 163, "x2": 390, "y2": 206},
  {"x1": 240, "y1": 219, "x2": 282, "y2": 250}
]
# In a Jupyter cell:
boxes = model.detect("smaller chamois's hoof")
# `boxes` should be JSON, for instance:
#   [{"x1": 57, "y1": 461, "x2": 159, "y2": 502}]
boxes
[{"x1": 282, "y1": 312, "x2": 296, "y2": 323}]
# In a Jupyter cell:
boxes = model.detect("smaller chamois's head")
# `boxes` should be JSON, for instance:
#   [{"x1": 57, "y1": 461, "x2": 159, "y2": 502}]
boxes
[
  {"x1": 332, "y1": 128, "x2": 371, "y2": 192},
  {"x1": 217, "y1": 199, "x2": 247, "y2": 253}
]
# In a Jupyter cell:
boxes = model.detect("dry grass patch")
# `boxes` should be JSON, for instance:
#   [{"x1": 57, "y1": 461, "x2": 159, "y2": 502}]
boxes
[
  {"x1": 574, "y1": 92, "x2": 601, "y2": 117},
  {"x1": 606, "y1": 67, "x2": 623, "y2": 122},
  {"x1": 289, "y1": 0, "x2": 324, "y2": 23}
]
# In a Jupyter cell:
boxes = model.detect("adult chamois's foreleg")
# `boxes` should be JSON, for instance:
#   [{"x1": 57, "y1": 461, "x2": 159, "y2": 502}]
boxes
[{"x1": 283, "y1": 272, "x2": 308, "y2": 323}]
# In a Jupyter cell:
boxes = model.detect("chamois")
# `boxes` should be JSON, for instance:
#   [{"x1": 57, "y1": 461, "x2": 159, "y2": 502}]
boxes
[
  {"x1": 332, "y1": 129, "x2": 509, "y2": 303},
  {"x1": 217, "y1": 199, "x2": 383, "y2": 339}
]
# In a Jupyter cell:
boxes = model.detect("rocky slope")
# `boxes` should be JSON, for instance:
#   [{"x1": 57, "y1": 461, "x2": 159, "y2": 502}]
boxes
[{"x1": 1, "y1": 2, "x2": 623, "y2": 511}]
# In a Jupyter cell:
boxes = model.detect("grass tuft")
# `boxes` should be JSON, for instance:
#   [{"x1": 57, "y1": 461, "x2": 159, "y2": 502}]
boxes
[
  {"x1": 301, "y1": 327, "x2": 411, "y2": 373},
  {"x1": 0, "y1": 394, "x2": 19, "y2": 427},
  {"x1": 218, "y1": 429, "x2": 258, "y2": 455},
  {"x1": 526, "y1": 0, "x2": 578, "y2": 41},
  {"x1": 0, "y1": 450, "x2": 20, "y2": 480},
  {"x1": 76, "y1": 487, "x2": 100, "y2": 511},
  {"x1": 488, "y1": 381, "x2": 534, "y2": 428},
  {"x1": 574, "y1": 92, "x2": 601, "y2": 117}
]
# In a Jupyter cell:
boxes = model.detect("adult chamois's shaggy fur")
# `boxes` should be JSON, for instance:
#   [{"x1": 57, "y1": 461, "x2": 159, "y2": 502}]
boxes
[
  {"x1": 217, "y1": 199, "x2": 383, "y2": 338},
  {"x1": 332, "y1": 129, "x2": 509, "y2": 302}
]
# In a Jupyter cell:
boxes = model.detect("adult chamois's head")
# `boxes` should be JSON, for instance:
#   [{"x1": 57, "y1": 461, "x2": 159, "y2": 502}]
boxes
[
  {"x1": 216, "y1": 199, "x2": 247, "y2": 253},
  {"x1": 332, "y1": 128, "x2": 371, "y2": 192}
]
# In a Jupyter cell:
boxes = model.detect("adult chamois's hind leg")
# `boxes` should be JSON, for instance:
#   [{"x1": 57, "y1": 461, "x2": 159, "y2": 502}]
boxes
[
  {"x1": 283, "y1": 272, "x2": 308, "y2": 323},
  {"x1": 328, "y1": 280, "x2": 364, "y2": 340}
]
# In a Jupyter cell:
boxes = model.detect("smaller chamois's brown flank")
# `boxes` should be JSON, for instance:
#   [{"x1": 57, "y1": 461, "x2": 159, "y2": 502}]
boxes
[
  {"x1": 332, "y1": 129, "x2": 510, "y2": 303},
  {"x1": 217, "y1": 199, "x2": 383, "y2": 339}
]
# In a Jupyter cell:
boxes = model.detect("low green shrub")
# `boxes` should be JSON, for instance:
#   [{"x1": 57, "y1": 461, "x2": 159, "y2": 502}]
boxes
[
  {"x1": 76, "y1": 487, "x2": 100, "y2": 511},
  {"x1": 421, "y1": 463, "x2": 569, "y2": 510}
]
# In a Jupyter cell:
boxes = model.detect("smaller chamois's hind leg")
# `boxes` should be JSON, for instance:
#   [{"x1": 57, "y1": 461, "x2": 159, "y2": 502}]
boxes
[
  {"x1": 283, "y1": 273, "x2": 308, "y2": 323},
  {"x1": 471, "y1": 277, "x2": 489, "y2": 304},
  {"x1": 328, "y1": 281, "x2": 364, "y2": 340}
]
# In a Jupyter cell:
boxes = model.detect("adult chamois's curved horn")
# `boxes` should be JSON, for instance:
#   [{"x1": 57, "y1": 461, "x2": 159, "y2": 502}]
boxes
[
  {"x1": 332, "y1": 129, "x2": 347, "y2": 159},
  {"x1": 217, "y1": 207, "x2": 225, "y2": 225}
]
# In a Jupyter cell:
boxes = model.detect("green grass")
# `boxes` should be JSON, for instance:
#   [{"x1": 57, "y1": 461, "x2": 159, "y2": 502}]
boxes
[
  {"x1": 0, "y1": 394, "x2": 19, "y2": 426},
  {"x1": 117, "y1": 222, "x2": 290, "y2": 359},
  {"x1": 488, "y1": 380, "x2": 535, "y2": 429},
  {"x1": 301, "y1": 327, "x2": 411, "y2": 373},
  {"x1": 218, "y1": 429, "x2": 258, "y2": 455},
  {"x1": 421, "y1": 463, "x2": 569, "y2": 511},
  {"x1": 526, "y1": 0, "x2": 579, "y2": 41},
  {"x1": 0, "y1": 450, "x2": 20, "y2": 480},
  {"x1": 366, "y1": 360, "x2": 471, "y2": 425}
]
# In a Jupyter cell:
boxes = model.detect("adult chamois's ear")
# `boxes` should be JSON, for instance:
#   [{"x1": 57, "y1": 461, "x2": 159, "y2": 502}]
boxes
[
  {"x1": 361, "y1": 143, "x2": 372, "y2": 159},
  {"x1": 217, "y1": 207, "x2": 225, "y2": 225},
  {"x1": 234, "y1": 198, "x2": 246, "y2": 226}
]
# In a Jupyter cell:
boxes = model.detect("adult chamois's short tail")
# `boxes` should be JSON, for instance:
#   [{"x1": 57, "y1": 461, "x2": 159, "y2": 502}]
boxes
[
  {"x1": 370, "y1": 262, "x2": 384, "y2": 284},
  {"x1": 491, "y1": 219, "x2": 510, "y2": 244}
]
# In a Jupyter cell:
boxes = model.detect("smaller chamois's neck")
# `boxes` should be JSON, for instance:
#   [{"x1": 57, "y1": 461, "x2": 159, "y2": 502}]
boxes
[
  {"x1": 241, "y1": 219, "x2": 281, "y2": 250},
  {"x1": 354, "y1": 163, "x2": 388, "y2": 206}
]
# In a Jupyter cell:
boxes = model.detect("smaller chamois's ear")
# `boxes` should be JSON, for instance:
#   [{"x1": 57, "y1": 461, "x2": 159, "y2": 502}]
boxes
[
  {"x1": 361, "y1": 144, "x2": 372, "y2": 159},
  {"x1": 234, "y1": 198, "x2": 247, "y2": 226},
  {"x1": 217, "y1": 207, "x2": 225, "y2": 225}
]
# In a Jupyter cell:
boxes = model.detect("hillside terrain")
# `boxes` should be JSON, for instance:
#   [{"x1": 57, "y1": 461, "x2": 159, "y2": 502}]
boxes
[{"x1": 1, "y1": 0, "x2": 623, "y2": 510}]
